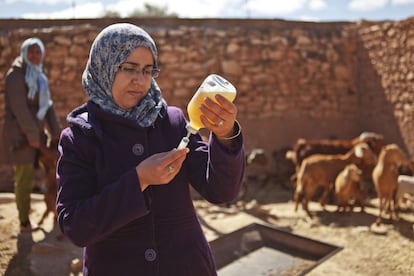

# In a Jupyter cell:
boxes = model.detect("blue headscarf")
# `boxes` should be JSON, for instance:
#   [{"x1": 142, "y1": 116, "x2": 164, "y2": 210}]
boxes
[
  {"x1": 82, "y1": 23, "x2": 164, "y2": 127},
  {"x1": 21, "y1": 37, "x2": 52, "y2": 120}
]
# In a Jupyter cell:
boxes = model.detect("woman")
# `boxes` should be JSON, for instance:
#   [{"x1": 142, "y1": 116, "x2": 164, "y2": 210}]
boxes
[
  {"x1": 3, "y1": 37, "x2": 61, "y2": 232},
  {"x1": 56, "y1": 23, "x2": 245, "y2": 275}
]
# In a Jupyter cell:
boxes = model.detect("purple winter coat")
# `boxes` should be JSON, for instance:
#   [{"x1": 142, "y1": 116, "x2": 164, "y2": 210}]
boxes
[{"x1": 56, "y1": 101, "x2": 245, "y2": 276}]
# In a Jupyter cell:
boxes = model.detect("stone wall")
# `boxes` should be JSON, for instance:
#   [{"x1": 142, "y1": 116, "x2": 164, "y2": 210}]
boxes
[
  {"x1": 0, "y1": 17, "x2": 413, "y2": 190},
  {"x1": 356, "y1": 19, "x2": 414, "y2": 155}
]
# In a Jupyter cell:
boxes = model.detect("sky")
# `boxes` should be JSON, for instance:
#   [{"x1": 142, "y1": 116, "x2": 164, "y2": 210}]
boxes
[{"x1": 0, "y1": 0, "x2": 414, "y2": 22}]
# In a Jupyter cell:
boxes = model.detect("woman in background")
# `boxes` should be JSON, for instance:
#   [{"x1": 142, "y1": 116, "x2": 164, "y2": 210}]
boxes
[{"x1": 3, "y1": 37, "x2": 61, "y2": 232}]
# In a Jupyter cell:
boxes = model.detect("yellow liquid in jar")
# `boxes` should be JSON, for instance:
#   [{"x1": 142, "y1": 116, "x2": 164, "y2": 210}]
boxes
[{"x1": 187, "y1": 91, "x2": 236, "y2": 131}]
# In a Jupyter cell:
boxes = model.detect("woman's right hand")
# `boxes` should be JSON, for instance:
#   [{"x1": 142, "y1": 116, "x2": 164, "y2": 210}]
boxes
[{"x1": 136, "y1": 148, "x2": 189, "y2": 191}]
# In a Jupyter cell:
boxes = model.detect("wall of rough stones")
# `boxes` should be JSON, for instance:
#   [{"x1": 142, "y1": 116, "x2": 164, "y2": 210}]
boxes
[
  {"x1": 356, "y1": 19, "x2": 414, "y2": 156},
  {"x1": 0, "y1": 18, "x2": 413, "y2": 190}
]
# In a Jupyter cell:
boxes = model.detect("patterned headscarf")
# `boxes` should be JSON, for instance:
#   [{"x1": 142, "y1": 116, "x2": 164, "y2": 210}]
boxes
[
  {"x1": 82, "y1": 23, "x2": 164, "y2": 127},
  {"x1": 21, "y1": 37, "x2": 52, "y2": 120}
]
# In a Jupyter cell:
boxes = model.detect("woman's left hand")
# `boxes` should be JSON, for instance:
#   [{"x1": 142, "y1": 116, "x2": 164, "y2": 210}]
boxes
[{"x1": 199, "y1": 94, "x2": 238, "y2": 139}]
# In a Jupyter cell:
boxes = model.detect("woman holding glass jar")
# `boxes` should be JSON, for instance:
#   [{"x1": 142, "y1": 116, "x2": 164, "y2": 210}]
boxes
[{"x1": 56, "y1": 23, "x2": 245, "y2": 275}]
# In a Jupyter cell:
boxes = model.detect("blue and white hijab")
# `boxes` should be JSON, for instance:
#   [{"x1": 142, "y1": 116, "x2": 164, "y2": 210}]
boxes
[
  {"x1": 21, "y1": 37, "x2": 52, "y2": 120},
  {"x1": 82, "y1": 23, "x2": 164, "y2": 127}
]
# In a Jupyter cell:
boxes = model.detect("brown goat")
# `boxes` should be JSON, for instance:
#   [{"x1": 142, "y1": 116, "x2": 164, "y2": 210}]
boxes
[
  {"x1": 37, "y1": 141, "x2": 59, "y2": 226},
  {"x1": 334, "y1": 164, "x2": 366, "y2": 212},
  {"x1": 294, "y1": 142, "x2": 377, "y2": 218},
  {"x1": 288, "y1": 132, "x2": 383, "y2": 168},
  {"x1": 286, "y1": 132, "x2": 384, "y2": 186},
  {"x1": 372, "y1": 144, "x2": 411, "y2": 225}
]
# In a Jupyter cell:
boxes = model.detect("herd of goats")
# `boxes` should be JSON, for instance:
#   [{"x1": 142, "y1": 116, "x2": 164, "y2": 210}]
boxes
[
  {"x1": 30, "y1": 132, "x2": 414, "y2": 229},
  {"x1": 244, "y1": 132, "x2": 414, "y2": 226}
]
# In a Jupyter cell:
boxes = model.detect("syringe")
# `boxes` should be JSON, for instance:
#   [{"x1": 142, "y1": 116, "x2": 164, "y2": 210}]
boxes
[
  {"x1": 177, "y1": 124, "x2": 198, "y2": 150},
  {"x1": 177, "y1": 132, "x2": 191, "y2": 150}
]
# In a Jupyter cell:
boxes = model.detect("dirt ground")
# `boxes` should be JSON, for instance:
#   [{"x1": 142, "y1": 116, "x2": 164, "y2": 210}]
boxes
[{"x1": 1, "y1": 181, "x2": 414, "y2": 276}]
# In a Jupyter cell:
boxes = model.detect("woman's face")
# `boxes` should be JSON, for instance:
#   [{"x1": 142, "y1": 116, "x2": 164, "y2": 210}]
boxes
[
  {"x1": 27, "y1": 44, "x2": 42, "y2": 65},
  {"x1": 112, "y1": 46, "x2": 154, "y2": 110}
]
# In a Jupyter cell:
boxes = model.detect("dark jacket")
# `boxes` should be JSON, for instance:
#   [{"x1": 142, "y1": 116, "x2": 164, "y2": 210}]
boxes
[
  {"x1": 3, "y1": 56, "x2": 61, "y2": 164},
  {"x1": 56, "y1": 101, "x2": 245, "y2": 275}
]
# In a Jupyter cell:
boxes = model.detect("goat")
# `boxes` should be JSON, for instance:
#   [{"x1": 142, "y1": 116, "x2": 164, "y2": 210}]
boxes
[
  {"x1": 286, "y1": 132, "x2": 384, "y2": 186},
  {"x1": 242, "y1": 148, "x2": 270, "y2": 197},
  {"x1": 272, "y1": 147, "x2": 296, "y2": 189},
  {"x1": 37, "y1": 140, "x2": 59, "y2": 226},
  {"x1": 397, "y1": 175, "x2": 414, "y2": 209},
  {"x1": 334, "y1": 164, "x2": 366, "y2": 212},
  {"x1": 225, "y1": 148, "x2": 269, "y2": 206},
  {"x1": 294, "y1": 142, "x2": 377, "y2": 218},
  {"x1": 372, "y1": 144, "x2": 411, "y2": 225},
  {"x1": 245, "y1": 148, "x2": 269, "y2": 182}
]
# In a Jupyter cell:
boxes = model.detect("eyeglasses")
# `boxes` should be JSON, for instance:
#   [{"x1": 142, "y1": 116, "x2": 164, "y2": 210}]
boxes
[{"x1": 118, "y1": 64, "x2": 160, "y2": 79}]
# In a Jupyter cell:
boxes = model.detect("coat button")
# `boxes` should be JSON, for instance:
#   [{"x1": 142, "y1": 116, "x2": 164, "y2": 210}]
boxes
[
  {"x1": 144, "y1": 248, "x2": 157, "y2": 262},
  {"x1": 132, "y1": 143, "x2": 144, "y2": 156}
]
